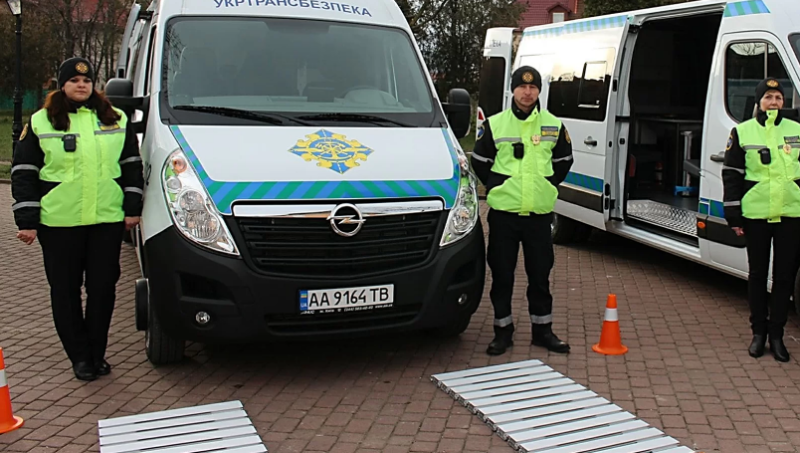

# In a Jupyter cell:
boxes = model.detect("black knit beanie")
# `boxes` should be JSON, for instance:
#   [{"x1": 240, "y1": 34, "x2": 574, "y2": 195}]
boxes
[
  {"x1": 755, "y1": 77, "x2": 784, "y2": 104},
  {"x1": 511, "y1": 66, "x2": 542, "y2": 92},
  {"x1": 58, "y1": 57, "x2": 95, "y2": 89}
]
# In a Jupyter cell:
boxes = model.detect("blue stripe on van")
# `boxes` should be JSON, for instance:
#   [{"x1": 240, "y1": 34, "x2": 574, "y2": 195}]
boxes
[
  {"x1": 564, "y1": 172, "x2": 604, "y2": 193},
  {"x1": 523, "y1": 15, "x2": 628, "y2": 39},
  {"x1": 724, "y1": 0, "x2": 770, "y2": 17},
  {"x1": 700, "y1": 198, "x2": 726, "y2": 219}
]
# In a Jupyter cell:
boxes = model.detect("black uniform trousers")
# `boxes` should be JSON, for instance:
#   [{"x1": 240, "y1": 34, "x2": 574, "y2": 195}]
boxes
[
  {"x1": 37, "y1": 222, "x2": 125, "y2": 365},
  {"x1": 487, "y1": 209, "x2": 554, "y2": 325},
  {"x1": 742, "y1": 217, "x2": 800, "y2": 338}
]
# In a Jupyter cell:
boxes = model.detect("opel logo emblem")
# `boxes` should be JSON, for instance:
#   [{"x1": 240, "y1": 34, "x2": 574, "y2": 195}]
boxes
[{"x1": 327, "y1": 203, "x2": 365, "y2": 237}]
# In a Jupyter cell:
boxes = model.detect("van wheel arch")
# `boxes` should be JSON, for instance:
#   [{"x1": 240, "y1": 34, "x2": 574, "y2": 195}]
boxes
[{"x1": 551, "y1": 213, "x2": 592, "y2": 244}]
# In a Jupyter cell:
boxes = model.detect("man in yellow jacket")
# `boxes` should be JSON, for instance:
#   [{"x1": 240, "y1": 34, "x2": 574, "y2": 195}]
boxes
[{"x1": 471, "y1": 66, "x2": 574, "y2": 356}]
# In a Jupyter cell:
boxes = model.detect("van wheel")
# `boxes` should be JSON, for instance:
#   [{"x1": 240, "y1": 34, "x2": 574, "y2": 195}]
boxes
[
  {"x1": 145, "y1": 302, "x2": 185, "y2": 366},
  {"x1": 135, "y1": 278, "x2": 148, "y2": 331},
  {"x1": 427, "y1": 311, "x2": 473, "y2": 338},
  {"x1": 794, "y1": 269, "x2": 800, "y2": 316},
  {"x1": 552, "y1": 214, "x2": 584, "y2": 244}
]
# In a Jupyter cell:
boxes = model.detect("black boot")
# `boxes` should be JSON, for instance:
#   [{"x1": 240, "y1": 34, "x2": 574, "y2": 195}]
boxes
[
  {"x1": 73, "y1": 361, "x2": 98, "y2": 381},
  {"x1": 95, "y1": 359, "x2": 111, "y2": 376},
  {"x1": 532, "y1": 323, "x2": 570, "y2": 354},
  {"x1": 770, "y1": 336, "x2": 790, "y2": 362},
  {"x1": 487, "y1": 324, "x2": 514, "y2": 356},
  {"x1": 748, "y1": 334, "x2": 767, "y2": 358}
]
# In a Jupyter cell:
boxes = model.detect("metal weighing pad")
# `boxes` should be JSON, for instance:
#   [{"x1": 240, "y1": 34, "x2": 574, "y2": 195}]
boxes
[
  {"x1": 432, "y1": 360, "x2": 696, "y2": 453},
  {"x1": 97, "y1": 400, "x2": 267, "y2": 453}
]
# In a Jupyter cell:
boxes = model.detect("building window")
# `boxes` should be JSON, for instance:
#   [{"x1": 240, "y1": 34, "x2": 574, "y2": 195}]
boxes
[{"x1": 552, "y1": 12, "x2": 566, "y2": 23}]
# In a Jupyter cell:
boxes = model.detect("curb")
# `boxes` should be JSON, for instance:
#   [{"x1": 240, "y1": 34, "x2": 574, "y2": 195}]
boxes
[{"x1": 0, "y1": 179, "x2": 9, "y2": 185}]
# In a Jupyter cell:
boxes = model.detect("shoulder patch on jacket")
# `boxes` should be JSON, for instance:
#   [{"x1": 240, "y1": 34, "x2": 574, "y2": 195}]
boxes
[
  {"x1": 541, "y1": 126, "x2": 559, "y2": 137},
  {"x1": 564, "y1": 128, "x2": 571, "y2": 144},
  {"x1": 19, "y1": 124, "x2": 28, "y2": 141},
  {"x1": 726, "y1": 134, "x2": 733, "y2": 150}
]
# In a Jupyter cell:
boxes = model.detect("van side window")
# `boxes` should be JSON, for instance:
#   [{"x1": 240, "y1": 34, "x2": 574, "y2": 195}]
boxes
[
  {"x1": 725, "y1": 41, "x2": 797, "y2": 123},
  {"x1": 547, "y1": 48, "x2": 614, "y2": 122}
]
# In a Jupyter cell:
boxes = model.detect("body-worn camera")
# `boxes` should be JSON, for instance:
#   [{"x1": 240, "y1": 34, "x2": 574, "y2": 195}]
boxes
[
  {"x1": 759, "y1": 147, "x2": 771, "y2": 165},
  {"x1": 513, "y1": 142, "x2": 524, "y2": 159},
  {"x1": 63, "y1": 134, "x2": 77, "y2": 152}
]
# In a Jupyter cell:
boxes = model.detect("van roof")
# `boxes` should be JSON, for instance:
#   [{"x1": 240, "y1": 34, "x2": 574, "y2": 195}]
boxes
[
  {"x1": 520, "y1": 0, "x2": 798, "y2": 40},
  {"x1": 149, "y1": 0, "x2": 411, "y2": 31}
]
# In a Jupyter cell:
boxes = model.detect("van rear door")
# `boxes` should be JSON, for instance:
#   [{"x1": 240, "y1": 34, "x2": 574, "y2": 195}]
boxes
[{"x1": 475, "y1": 28, "x2": 516, "y2": 141}]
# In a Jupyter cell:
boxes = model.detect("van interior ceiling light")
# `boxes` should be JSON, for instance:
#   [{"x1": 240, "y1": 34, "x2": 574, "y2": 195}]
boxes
[
  {"x1": 162, "y1": 149, "x2": 240, "y2": 255},
  {"x1": 440, "y1": 141, "x2": 479, "y2": 247}
]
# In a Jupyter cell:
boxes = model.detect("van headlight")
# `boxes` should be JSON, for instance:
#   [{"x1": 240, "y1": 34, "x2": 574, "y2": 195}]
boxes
[
  {"x1": 440, "y1": 149, "x2": 479, "y2": 247},
  {"x1": 162, "y1": 149, "x2": 239, "y2": 255}
]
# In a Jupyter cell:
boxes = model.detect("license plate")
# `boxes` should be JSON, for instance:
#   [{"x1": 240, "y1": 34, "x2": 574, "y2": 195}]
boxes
[{"x1": 300, "y1": 284, "x2": 394, "y2": 314}]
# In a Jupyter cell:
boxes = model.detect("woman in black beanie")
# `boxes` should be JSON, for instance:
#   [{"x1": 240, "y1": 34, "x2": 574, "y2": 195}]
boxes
[
  {"x1": 10, "y1": 57, "x2": 145, "y2": 380},
  {"x1": 722, "y1": 77, "x2": 800, "y2": 362}
]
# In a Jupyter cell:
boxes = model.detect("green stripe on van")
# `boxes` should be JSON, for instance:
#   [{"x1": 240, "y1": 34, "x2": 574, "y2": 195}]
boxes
[{"x1": 724, "y1": 0, "x2": 769, "y2": 17}]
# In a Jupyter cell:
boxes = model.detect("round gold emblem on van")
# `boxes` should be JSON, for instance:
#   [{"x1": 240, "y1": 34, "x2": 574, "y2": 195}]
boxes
[
  {"x1": 76, "y1": 62, "x2": 89, "y2": 74},
  {"x1": 522, "y1": 72, "x2": 534, "y2": 83}
]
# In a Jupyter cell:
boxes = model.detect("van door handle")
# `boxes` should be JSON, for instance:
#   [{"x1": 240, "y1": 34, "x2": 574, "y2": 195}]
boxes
[
  {"x1": 710, "y1": 152, "x2": 725, "y2": 163},
  {"x1": 584, "y1": 138, "x2": 598, "y2": 146}
]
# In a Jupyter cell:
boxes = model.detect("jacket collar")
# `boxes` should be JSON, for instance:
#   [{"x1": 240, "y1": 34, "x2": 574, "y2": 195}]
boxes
[
  {"x1": 512, "y1": 99, "x2": 540, "y2": 121},
  {"x1": 756, "y1": 108, "x2": 783, "y2": 127}
]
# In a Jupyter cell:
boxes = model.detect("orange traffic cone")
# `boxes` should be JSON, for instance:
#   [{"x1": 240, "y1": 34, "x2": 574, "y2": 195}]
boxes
[
  {"x1": 0, "y1": 347, "x2": 24, "y2": 434},
  {"x1": 592, "y1": 294, "x2": 628, "y2": 355}
]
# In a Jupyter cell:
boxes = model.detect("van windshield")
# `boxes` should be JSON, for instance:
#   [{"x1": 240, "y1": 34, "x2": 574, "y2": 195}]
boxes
[{"x1": 162, "y1": 17, "x2": 437, "y2": 126}]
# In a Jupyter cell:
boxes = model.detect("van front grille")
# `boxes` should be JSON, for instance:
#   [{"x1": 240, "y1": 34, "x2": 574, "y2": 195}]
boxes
[{"x1": 234, "y1": 212, "x2": 442, "y2": 277}]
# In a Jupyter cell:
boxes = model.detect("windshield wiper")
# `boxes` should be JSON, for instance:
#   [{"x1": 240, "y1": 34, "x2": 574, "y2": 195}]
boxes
[
  {"x1": 172, "y1": 105, "x2": 313, "y2": 126},
  {"x1": 297, "y1": 113, "x2": 412, "y2": 127}
]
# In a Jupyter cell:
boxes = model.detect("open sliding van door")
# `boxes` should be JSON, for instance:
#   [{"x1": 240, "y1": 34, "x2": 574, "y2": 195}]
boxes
[
  {"x1": 517, "y1": 15, "x2": 630, "y2": 232},
  {"x1": 475, "y1": 28, "x2": 516, "y2": 140}
]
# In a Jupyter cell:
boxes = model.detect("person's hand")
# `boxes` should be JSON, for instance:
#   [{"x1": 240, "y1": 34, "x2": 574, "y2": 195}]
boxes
[
  {"x1": 125, "y1": 216, "x2": 140, "y2": 231},
  {"x1": 17, "y1": 229, "x2": 37, "y2": 245},
  {"x1": 732, "y1": 227, "x2": 744, "y2": 237}
]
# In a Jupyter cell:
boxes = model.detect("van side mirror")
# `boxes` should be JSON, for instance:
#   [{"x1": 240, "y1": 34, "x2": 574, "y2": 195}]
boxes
[
  {"x1": 443, "y1": 88, "x2": 471, "y2": 139},
  {"x1": 104, "y1": 78, "x2": 149, "y2": 134}
]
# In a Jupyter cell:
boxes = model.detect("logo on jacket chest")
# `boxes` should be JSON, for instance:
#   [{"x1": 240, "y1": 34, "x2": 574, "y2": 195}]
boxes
[{"x1": 98, "y1": 121, "x2": 120, "y2": 131}]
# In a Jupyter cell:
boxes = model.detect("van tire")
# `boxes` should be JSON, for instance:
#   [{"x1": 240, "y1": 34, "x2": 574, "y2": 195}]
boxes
[
  {"x1": 427, "y1": 312, "x2": 473, "y2": 338},
  {"x1": 794, "y1": 269, "x2": 800, "y2": 316},
  {"x1": 145, "y1": 302, "x2": 185, "y2": 366},
  {"x1": 552, "y1": 214, "x2": 583, "y2": 244},
  {"x1": 135, "y1": 278, "x2": 149, "y2": 331}
]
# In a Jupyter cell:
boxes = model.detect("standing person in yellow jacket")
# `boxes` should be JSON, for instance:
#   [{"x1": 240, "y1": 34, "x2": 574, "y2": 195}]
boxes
[
  {"x1": 471, "y1": 66, "x2": 574, "y2": 356},
  {"x1": 10, "y1": 57, "x2": 144, "y2": 380},
  {"x1": 723, "y1": 77, "x2": 800, "y2": 362}
]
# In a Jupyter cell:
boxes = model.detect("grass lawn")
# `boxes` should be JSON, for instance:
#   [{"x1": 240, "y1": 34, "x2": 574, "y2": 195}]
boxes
[
  {"x1": 0, "y1": 113, "x2": 31, "y2": 163},
  {"x1": 458, "y1": 133, "x2": 476, "y2": 154}
]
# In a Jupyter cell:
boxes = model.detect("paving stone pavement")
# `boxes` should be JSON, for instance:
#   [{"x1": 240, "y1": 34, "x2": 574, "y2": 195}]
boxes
[{"x1": 3, "y1": 183, "x2": 800, "y2": 453}]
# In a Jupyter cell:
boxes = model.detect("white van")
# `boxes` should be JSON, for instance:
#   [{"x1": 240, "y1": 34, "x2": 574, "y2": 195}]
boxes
[
  {"x1": 478, "y1": 0, "x2": 800, "y2": 306},
  {"x1": 104, "y1": 0, "x2": 485, "y2": 365}
]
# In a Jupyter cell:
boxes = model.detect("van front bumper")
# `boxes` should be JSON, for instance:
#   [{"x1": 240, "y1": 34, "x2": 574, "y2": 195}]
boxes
[{"x1": 143, "y1": 222, "x2": 486, "y2": 343}]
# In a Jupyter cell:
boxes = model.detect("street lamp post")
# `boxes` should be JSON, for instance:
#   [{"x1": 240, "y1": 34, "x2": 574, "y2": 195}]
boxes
[{"x1": 5, "y1": 0, "x2": 22, "y2": 155}]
